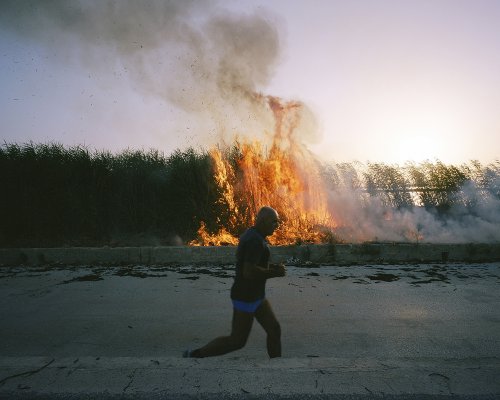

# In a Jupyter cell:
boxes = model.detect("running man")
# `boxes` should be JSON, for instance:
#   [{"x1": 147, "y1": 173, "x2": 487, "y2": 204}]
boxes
[{"x1": 184, "y1": 206, "x2": 286, "y2": 358}]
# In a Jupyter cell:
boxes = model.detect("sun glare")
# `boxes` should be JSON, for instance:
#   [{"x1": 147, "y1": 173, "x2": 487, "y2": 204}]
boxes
[
  {"x1": 392, "y1": 133, "x2": 444, "y2": 164},
  {"x1": 371, "y1": 95, "x2": 457, "y2": 164}
]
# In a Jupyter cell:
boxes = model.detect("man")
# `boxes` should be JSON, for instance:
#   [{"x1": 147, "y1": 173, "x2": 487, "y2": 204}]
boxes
[{"x1": 184, "y1": 206, "x2": 286, "y2": 358}]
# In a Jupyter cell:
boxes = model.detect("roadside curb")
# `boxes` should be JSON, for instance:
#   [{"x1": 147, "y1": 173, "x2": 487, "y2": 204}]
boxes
[{"x1": 1, "y1": 243, "x2": 500, "y2": 266}]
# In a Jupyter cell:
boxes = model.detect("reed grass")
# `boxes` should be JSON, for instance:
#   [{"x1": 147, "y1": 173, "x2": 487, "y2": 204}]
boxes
[
  {"x1": 0, "y1": 142, "x2": 220, "y2": 247},
  {"x1": 0, "y1": 141, "x2": 498, "y2": 247}
]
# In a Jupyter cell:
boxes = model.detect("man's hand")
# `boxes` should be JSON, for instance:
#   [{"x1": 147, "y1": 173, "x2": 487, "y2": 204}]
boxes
[
  {"x1": 243, "y1": 262, "x2": 286, "y2": 280},
  {"x1": 269, "y1": 263, "x2": 286, "y2": 277}
]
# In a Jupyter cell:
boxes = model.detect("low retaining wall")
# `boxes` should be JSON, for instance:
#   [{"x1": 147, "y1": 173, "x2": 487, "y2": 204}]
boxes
[{"x1": 1, "y1": 243, "x2": 500, "y2": 266}]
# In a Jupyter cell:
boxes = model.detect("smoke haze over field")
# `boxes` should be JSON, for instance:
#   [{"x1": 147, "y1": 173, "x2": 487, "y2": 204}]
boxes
[
  {"x1": 328, "y1": 185, "x2": 500, "y2": 244},
  {"x1": 326, "y1": 169, "x2": 500, "y2": 243}
]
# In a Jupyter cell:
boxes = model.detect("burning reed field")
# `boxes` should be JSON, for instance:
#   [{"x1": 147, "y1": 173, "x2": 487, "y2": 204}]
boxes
[
  {"x1": 1, "y1": 3, "x2": 499, "y2": 249},
  {"x1": 1, "y1": 139, "x2": 499, "y2": 248}
]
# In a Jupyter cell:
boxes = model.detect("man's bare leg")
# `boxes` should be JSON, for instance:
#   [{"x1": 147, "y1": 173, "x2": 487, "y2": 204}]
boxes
[
  {"x1": 191, "y1": 309, "x2": 254, "y2": 358},
  {"x1": 255, "y1": 299, "x2": 281, "y2": 358}
]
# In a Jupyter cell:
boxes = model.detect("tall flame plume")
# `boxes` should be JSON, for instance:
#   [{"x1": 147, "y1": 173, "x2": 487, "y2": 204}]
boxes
[{"x1": 190, "y1": 96, "x2": 336, "y2": 246}]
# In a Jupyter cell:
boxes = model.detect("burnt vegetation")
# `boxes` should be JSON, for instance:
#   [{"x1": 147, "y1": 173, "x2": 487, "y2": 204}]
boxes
[{"x1": 0, "y1": 142, "x2": 499, "y2": 247}]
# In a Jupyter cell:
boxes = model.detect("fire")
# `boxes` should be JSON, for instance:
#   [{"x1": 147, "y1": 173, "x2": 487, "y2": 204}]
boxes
[
  {"x1": 190, "y1": 95, "x2": 337, "y2": 246},
  {"x1": 192, "y1": 222, "x2": 239, "y2": 246}
]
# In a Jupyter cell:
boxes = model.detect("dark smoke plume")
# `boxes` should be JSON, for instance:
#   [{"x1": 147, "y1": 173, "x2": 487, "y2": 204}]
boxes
[{"x1": 0, "y1": 0, "x2": 282, "y2": 143}]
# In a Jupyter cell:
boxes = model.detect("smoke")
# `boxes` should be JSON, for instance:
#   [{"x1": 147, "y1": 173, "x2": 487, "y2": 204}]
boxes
[
  {"x1": 327, "y1": 175, "x2": 500, "y2": 244},
  {"x1": 0, "y1": 0, "x2": 282, "y2": 145},
  {"x1": 3, "y1": 2, "x2": 497, "y2": 244}
]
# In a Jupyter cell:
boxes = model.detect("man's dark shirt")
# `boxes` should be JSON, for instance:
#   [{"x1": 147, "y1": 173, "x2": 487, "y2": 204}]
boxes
[{"x1": 230, "y1": 227, "x2": 270, "y2": 302}]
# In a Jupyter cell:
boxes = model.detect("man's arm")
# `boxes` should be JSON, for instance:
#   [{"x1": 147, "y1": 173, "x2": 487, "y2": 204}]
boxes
[{"x1": 242, "y1": 261, "x2": 286, "y2": 280}]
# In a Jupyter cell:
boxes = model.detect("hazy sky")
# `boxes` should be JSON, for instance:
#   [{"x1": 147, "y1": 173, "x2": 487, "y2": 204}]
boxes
[{"x1": 1, "y1": 0, "x2": 499, "y2": 164}]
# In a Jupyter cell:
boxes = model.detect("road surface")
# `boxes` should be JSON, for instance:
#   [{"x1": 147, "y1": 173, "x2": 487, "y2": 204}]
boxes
[{"x1": 1, "y1": 262, "x2": 499, "y2": 399}]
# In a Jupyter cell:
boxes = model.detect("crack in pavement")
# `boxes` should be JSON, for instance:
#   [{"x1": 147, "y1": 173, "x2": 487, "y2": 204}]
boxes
[
  {"x1": 0, "y1": 358, "x2": 55, "y2": 387},
  {"x1": 122, "y1": 368, "x2": 139, "y2": 394}
]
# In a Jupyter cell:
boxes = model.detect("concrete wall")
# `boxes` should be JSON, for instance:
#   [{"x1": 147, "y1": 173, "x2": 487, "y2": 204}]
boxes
[{"x1": 1, "y1": 243, "x2": 500, "y2": 266}]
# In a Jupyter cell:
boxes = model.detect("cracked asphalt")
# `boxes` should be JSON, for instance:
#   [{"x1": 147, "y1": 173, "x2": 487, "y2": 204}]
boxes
[{"x1": 0, "y1": 262, "x2": 499, "y2": 399}]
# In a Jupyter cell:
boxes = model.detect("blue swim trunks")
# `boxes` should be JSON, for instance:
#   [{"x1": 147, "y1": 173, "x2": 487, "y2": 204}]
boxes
[{"x1": 232, "y1": 298, "x2": 264, "y2": 313}]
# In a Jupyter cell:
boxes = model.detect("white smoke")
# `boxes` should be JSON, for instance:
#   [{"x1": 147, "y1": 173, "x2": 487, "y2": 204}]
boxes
[{"x1": 328, "y1": 176, "x2": 500, "y2": 243}]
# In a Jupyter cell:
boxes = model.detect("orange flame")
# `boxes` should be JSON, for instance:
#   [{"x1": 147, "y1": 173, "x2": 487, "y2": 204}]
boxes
[{"x1": 190, "y1": 95, "x2": 337, "y2": 246}]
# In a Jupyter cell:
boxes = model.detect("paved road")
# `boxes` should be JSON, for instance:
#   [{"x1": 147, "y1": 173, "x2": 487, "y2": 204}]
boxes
[{"x1": 0, "y1": 262, "x2": 499, "y2": 399}]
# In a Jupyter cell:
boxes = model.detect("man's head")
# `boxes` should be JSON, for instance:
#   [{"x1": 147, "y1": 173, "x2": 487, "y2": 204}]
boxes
[{"x1": 255, "y1": 206, "x2": 280, "y2": 237}]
